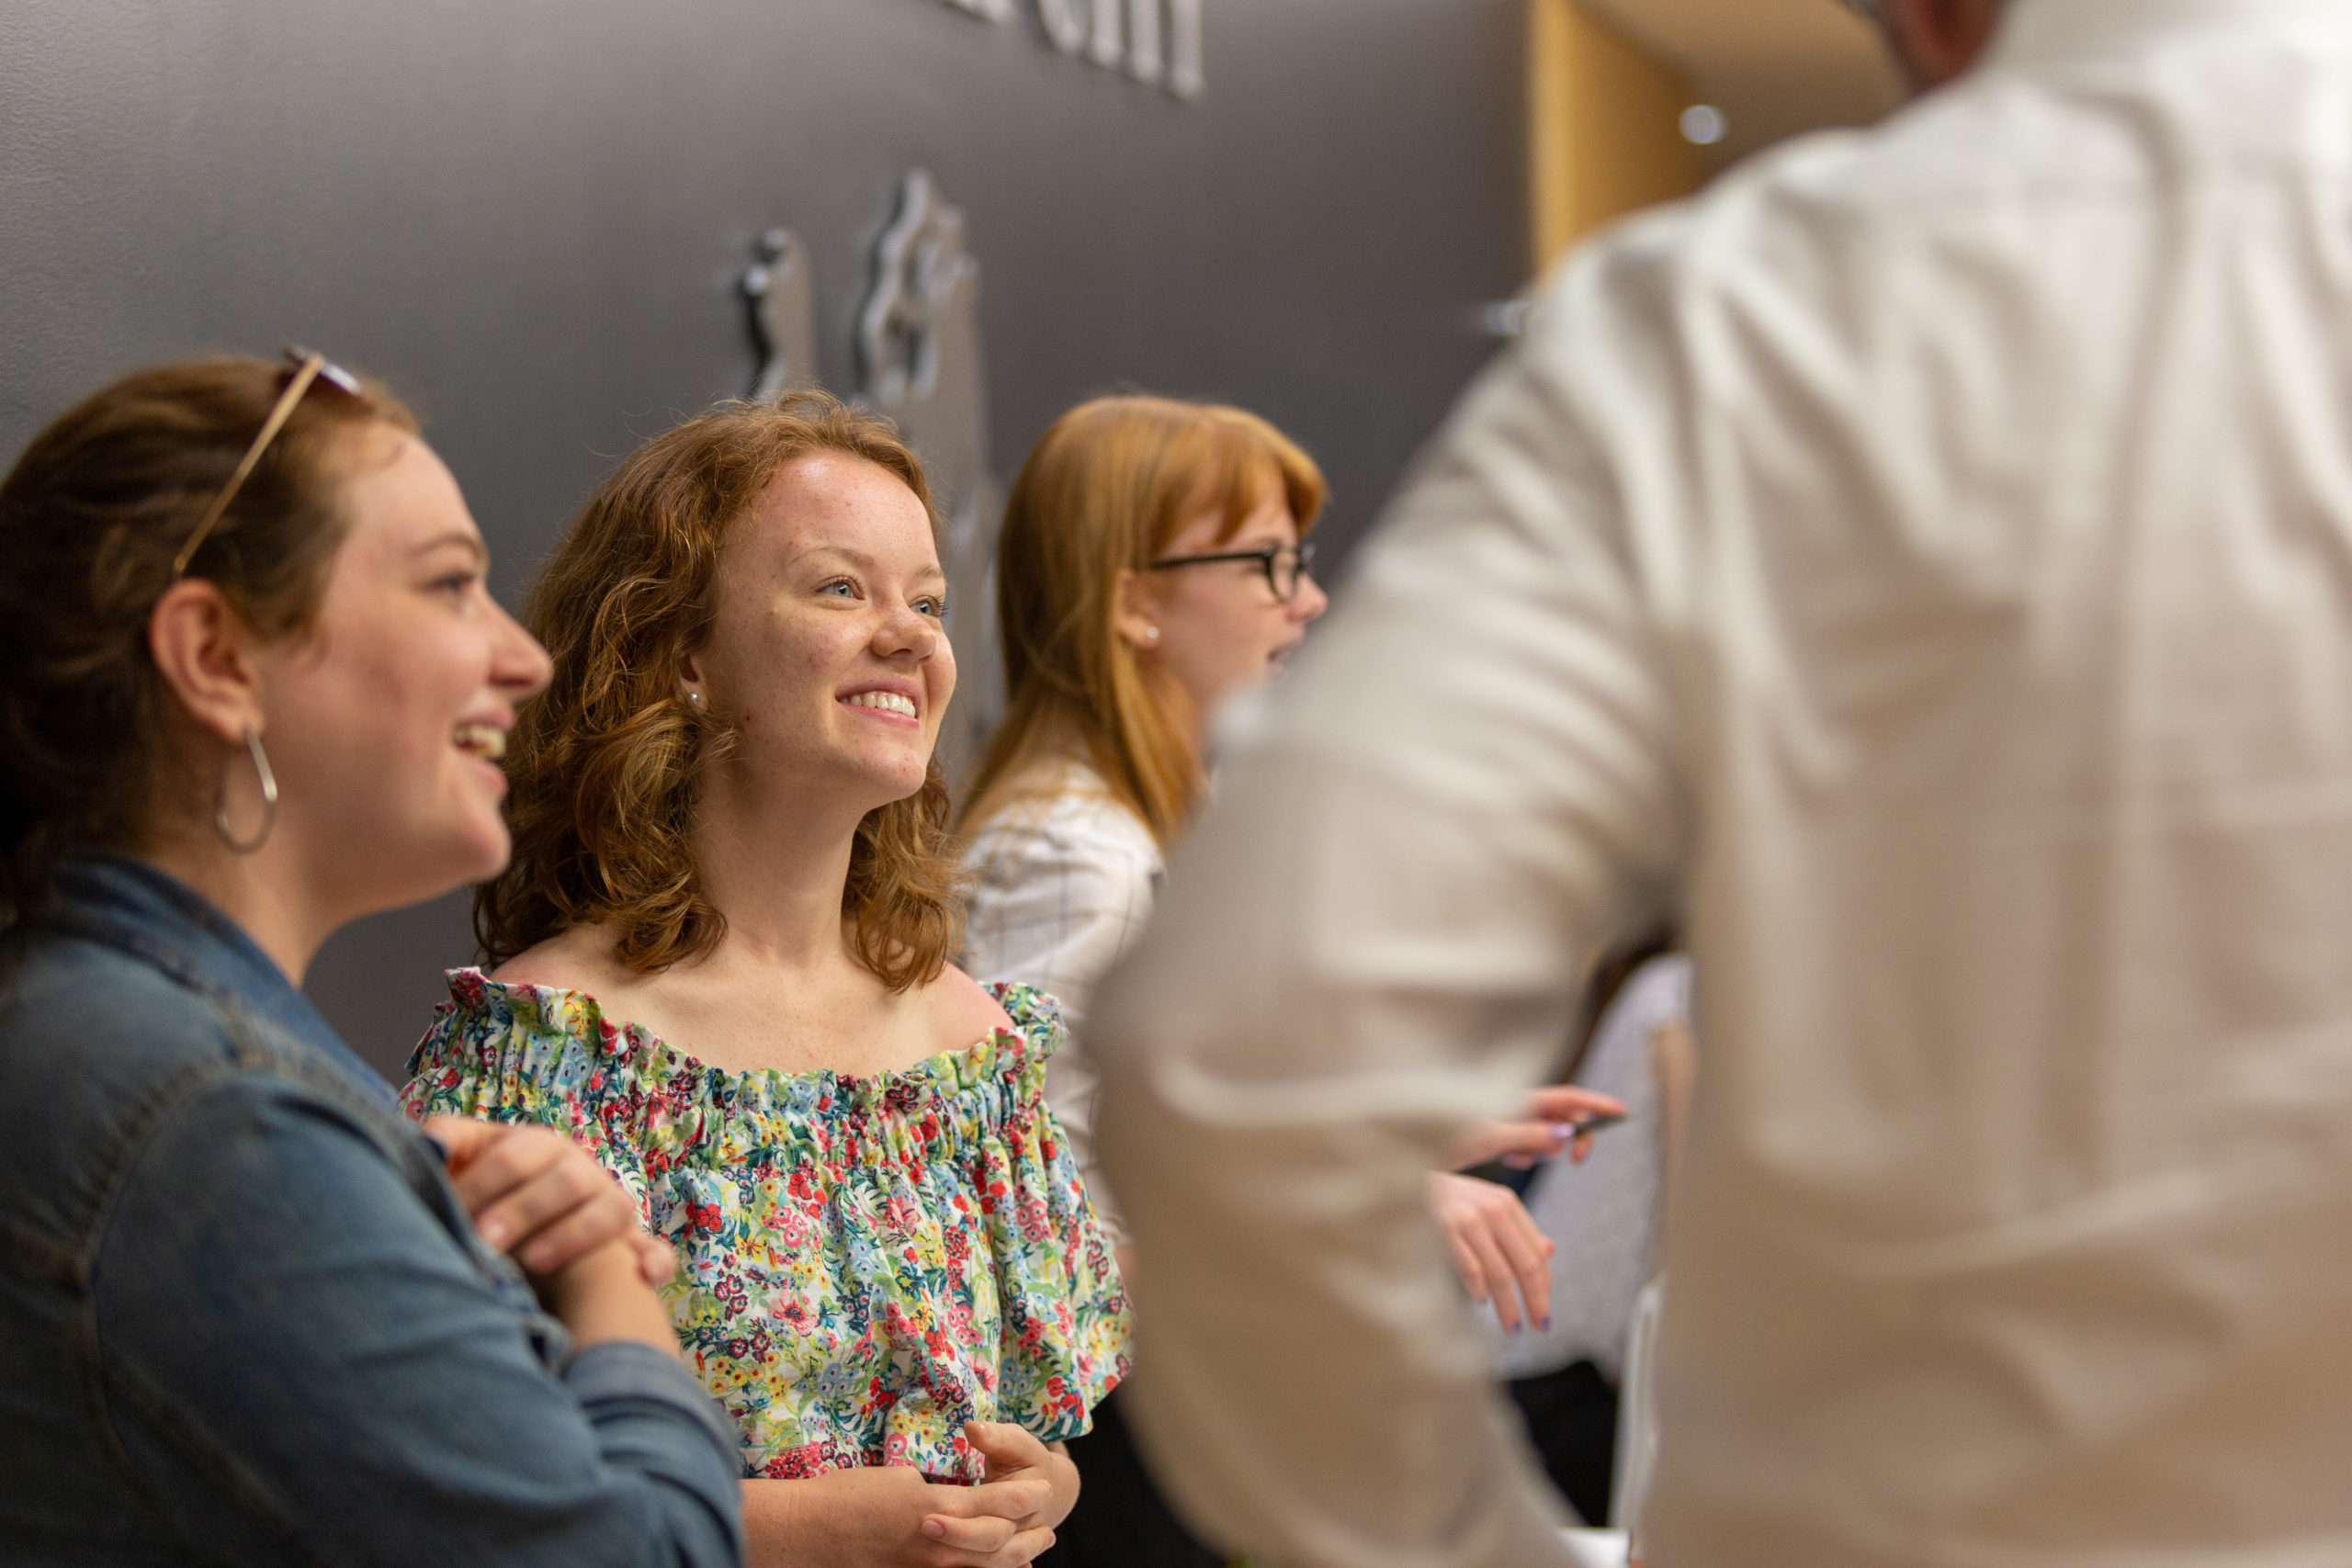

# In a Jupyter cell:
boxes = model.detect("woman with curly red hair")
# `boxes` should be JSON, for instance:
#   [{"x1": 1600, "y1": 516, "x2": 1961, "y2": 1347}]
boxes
[{"x1": 404, "y1": 393, "x2": 1127, "y2": 1568}]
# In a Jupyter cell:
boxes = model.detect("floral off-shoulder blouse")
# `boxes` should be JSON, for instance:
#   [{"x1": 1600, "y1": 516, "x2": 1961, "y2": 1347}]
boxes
[{"x1": 402, "y1": 969, "x2": 1130, "y2": 1482}]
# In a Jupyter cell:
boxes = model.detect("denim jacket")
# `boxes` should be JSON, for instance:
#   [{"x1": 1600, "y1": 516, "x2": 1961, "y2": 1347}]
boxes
[{"x1": 0, "y1": 854, "x2": 744, "y2": 1566}]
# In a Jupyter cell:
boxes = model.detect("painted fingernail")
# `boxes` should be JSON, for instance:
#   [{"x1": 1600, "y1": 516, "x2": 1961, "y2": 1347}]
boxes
[
  {"x1": 1537, "y1": 1316, "x2": 1553, "y2": 1333},
  {"x1": 1549, "y1": 1123, "x2": 1579, "y2": 1141}
]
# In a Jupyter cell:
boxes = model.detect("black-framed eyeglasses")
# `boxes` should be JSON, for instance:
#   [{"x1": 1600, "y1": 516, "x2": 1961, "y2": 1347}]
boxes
[
  {"x1": 170, "y1": 344, "x2": 365, "y2": 581},
  {"x1": 1146, "y1": 539, "x2": 1317, "y2": 603}
]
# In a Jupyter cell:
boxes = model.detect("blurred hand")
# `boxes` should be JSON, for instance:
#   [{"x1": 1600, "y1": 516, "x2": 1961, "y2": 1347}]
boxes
[
  {"x1": 1426, "y1": 1170, "x2": 1555, "y2": 1333},
  {"x1": 424, "y1": 1116, "x2": 673, "y2": 1286},
  {"x1": 1451, "y1": 1086, "x2": 1626, "y2": 1170}
]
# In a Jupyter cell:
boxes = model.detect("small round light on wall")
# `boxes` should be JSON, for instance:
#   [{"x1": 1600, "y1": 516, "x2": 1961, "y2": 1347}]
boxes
[{"x1": 1680, "y1": 104, "x2": 1728, "y2": 146}]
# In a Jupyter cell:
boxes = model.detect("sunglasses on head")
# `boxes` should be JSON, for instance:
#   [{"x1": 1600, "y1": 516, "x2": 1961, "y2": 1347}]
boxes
[{"x1": 170, "y1": 345, "x2": 365, "y2": 581}]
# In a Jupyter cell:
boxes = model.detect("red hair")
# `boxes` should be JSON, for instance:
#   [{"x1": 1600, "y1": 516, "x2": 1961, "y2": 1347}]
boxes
[{"x1": 479, "y1": 392, "x2": 965, "y2": 990}]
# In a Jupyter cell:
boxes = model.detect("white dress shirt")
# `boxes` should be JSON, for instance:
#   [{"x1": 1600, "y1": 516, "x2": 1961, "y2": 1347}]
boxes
[
  {"x1": 1091, "y1": 3, "x2": 2352, "y2": 1563},
  {"x1": 963, "y1": 760, "x2": 1164, "y2": 1247}
]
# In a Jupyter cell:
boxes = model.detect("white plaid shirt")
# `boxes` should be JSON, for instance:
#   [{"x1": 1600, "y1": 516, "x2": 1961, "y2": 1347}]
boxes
[{"x1": 962, "y1": 761, "x2": 1163, "y2": 1247}]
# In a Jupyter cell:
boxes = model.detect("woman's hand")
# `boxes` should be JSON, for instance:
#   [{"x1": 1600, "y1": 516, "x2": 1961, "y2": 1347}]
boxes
[
  {"x1": 1450, "y1": 1085, "x2": 1627, "y2": 1170},
  {"x1": 424, "y1": 1115, "x2": 673, "y2": 1286},
  {"x1": 1425, "y1": 1170, "x2": 1555, "y2": 1333},
  {"x1": 955, "y1": 1423, "x2": 1080, "y2": 1536},
  {"x1": 742, "y1": 1462, "x2": 1057, "y2": 1568}
]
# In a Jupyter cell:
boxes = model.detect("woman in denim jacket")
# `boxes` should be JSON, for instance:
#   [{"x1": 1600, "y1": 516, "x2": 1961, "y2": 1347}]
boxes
[{"x1": 0, "y1": 355, "x2": 744, "y2": 1566}]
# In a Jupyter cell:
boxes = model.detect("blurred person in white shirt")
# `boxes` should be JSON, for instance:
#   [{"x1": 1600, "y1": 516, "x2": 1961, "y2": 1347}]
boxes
[{"x1": 1088, "y1": 0, "x2": 2352, "y2": 1563}]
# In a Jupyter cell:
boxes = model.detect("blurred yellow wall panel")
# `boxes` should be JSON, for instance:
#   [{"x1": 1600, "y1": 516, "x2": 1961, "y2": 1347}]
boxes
[{"x1": 1530, "y1": 0, "x2": 1700, "y2": 276}]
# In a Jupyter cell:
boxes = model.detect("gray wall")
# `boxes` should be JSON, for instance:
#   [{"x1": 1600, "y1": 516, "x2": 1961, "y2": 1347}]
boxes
[{"x1": 1, "y1": 0, "x2": 1525, "y2": 1077}]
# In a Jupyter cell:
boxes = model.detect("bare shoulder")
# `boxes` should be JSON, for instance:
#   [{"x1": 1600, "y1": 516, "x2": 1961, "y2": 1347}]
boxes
[
  {"x1": 923, "y1": 963, "x2": 1016, "y2": 1048},
  {"x1": 490, "y1": 924, "x2": 631, "y2": 998}
]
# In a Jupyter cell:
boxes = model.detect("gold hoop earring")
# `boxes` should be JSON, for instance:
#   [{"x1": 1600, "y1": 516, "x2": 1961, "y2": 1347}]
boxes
[{"x1": 214, "y1": 726, "x2": 279, "y2": 854}]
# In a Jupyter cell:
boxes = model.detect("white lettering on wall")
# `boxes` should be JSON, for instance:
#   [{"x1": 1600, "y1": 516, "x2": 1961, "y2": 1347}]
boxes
[{"x1": 935, "y1": 0, "x2": 1203, "y2": 100}]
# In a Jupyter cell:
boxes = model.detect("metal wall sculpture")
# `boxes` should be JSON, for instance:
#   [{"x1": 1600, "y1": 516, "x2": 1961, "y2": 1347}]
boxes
[
  {"x1": 741, "y1": 227, "x2": 819, "y2": 400},
  {"x1": 732, "y1": 175, "x2": 1003, "y2": 779},
  {"x1": 855, "y1": 171, "x2": 1001, "y2": 780}
]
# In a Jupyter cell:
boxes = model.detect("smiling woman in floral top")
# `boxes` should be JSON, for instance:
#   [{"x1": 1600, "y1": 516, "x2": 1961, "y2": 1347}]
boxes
[{"x1": 403, "y1": 393, "x2": 1126, "y2": 1568}]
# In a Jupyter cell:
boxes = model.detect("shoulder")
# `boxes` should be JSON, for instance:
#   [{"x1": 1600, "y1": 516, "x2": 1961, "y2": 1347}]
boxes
[
  {"x1": 402, "y1": 961, "x2": 639, "y2": 1117},
  {"x1": 432, "y1": 922, "x2": 638, "y2": 1051},
  {"x1": 920, "y1": 963, "x2": 1019, "y2": 1053},
  {"x1": 1522, "y1": 90, "x2": 2056, "y2": 404},
  {"x1": 966, "y1": 785, "x2": 1160, "y2": 904},
  {"x1": 968, "y1": 764, "x2": 1159, "y2": 864},
  {"x1": 3, "y1": 925, "x2": 238, "y2": 1071},
  {"x1": 987, "y1": 980, "x2": 1067, "y2": 1047},
  {"x1": 488, "y1": 925, "x2": 631, "y2": 997}
]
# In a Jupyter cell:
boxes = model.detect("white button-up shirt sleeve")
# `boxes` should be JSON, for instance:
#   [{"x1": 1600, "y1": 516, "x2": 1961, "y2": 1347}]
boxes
[
  {"x1": 1091, "y1": 4, "x2": 2352, "y2": 1565},
  {"x1": 1091, "y1": 258, "x2": 1684, "y2": 1568}
]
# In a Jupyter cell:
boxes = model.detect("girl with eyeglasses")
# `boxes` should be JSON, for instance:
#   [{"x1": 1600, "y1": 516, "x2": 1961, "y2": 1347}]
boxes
[{"x1": 956, "y1": 396, "x2": 1619, "y2": 1565}]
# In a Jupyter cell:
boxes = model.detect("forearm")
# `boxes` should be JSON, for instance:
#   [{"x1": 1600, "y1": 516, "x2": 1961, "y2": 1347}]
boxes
[
  {"x1": 559, "y1": 1343, "x2": 750, "y2": 1565},
  {"x1": 105, "y1": 1080, "x2": 742, "y2": 1567},
  {"x1": 735, "y1": 1472, "x2": 956, "y2": 1568},
  {"x1": 741, "y1": 1479, "x2": 809, "y2": 1568}
]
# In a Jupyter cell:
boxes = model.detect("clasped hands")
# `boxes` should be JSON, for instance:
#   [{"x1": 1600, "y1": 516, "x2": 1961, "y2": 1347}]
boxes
[
  {"x1": 742, "y1": 1421, "x2": 1076, "y2": 1568},
  {"x1": 423, "y1": 1116, "x2": 1075, "y2": 1565},
  {"x1": 421, "y1": 1114, "x2": 673, "y2": 1287}
]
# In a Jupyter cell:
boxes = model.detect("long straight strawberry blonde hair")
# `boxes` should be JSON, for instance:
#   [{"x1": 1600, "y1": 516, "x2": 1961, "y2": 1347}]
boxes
[{"x1": 958, "y1": 395, "x2": 1325, "y2": 848}]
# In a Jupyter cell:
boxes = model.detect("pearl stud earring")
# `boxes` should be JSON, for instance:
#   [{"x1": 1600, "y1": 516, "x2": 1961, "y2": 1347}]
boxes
[{"x1": 1144, "y1": 626, "x2": 1160, "y2": 642}]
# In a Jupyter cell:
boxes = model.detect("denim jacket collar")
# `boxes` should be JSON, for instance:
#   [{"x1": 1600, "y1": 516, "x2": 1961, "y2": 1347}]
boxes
[{"x1": 41, "y1": 851, "x2": 402, "y2": 1115}]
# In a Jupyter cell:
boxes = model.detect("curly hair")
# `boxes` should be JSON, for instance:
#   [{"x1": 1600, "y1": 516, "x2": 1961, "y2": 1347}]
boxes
[
  {"x1": 478, "y1": 392, "x2": 966, "y2": 991},
  {"x1": 0, "y1": 356, "x2": 414, "y2": 925}
]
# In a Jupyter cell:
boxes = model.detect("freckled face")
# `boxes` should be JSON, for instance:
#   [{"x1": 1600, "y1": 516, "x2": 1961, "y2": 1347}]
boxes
[{"x1": 687, "y1": 453, "x2": 955, "y2": 812}]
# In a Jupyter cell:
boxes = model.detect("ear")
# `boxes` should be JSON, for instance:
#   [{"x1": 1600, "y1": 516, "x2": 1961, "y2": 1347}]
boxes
[
  {"x1": 677, "y1": 647, "x2": 709, "y2": 705},
  {"x1": 1111, "y1": 568, "x2": 1161, "y2": 654},
  {"x1": 148, "y1": 580, "x2": 266, "y2": 745},
  {"x1": 1884, "y1": 0, "x2": 2005, "y2": 90}
]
